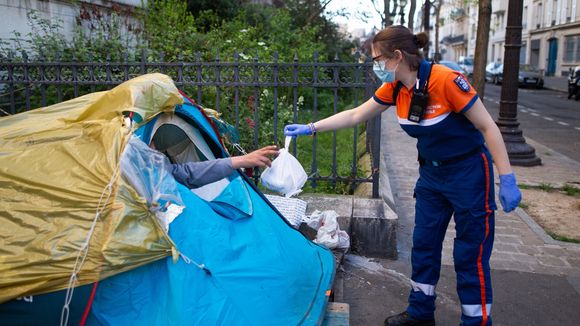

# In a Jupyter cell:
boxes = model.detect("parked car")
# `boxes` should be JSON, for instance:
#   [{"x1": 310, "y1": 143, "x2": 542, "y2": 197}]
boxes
[
  {"x1": 485, "y1": 63, "x2": 544, "y2": 88},
  {"x1": 439, "y1": 60, "x2": 468, "y2": 75},
  {"x1": 458, "y1": 56, "x2": 474, "y2": 79},
  {"x1": 485, "y1": 62, "x2": 503, "y2": 84},
  {"x1": 518, "y1": 64, "x2": 544, "y2": 88},
  {"x1": 568, "y1": 65, "x2": 580, "y2": 101}
]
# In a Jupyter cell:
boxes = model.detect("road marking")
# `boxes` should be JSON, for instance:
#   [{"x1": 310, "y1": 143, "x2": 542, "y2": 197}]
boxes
[
  {"x1": 531, "y1": 113, "x2": 540, "y2": 116},
  {"x1": 519, "y1": 109, "x2": 528, "y2": 113},
  {"x1": 544, "y1": 117, "x2": 554, "y2": 121},
  {"x1": 558, "y1": 121, "x2": 569, "y2": 126}
]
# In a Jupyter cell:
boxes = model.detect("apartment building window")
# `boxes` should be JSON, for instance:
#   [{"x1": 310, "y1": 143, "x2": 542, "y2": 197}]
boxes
[
  {"x1": 552, "y1": 0, "x2": 558, "y2": 26},
  {"x1": 566, "y1": 0, "x2": 573, "y2": 22},
  {"x1": 520, "y1": 42, "x2": 527, "y2": 63},
  {"x1": 564, "y1": 35, "x2": 580, "y2": 62},
  {"x1": 535, "y1": 3, "x2": 544, "y2": 28},
  {"x1": 523, "y1": 6, "x2": 528, "y2": 30}
]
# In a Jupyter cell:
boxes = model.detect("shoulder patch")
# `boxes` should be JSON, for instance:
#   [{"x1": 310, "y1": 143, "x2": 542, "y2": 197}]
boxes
[{"x1": 453, "y1": 75, "x2": 470, "y2": 92}]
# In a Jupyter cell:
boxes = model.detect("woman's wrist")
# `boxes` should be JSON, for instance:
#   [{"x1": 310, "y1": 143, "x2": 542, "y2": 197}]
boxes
[{"x1": 308, "y1": 122, "x2": 317, "y2": 136}]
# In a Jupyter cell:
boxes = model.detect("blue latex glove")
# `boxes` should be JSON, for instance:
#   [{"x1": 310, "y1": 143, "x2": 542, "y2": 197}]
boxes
[
  {"x1": 284, "y1": 124, "x2": 313, "y2": 137},
  {"x1": 499, "y1": 173, "x2": 522, "y2": 213}
]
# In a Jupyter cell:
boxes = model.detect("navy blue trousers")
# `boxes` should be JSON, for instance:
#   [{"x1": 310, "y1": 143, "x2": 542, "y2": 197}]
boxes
[{"x1": 407, "y1": 150, "x2": 495, "y2": 326}]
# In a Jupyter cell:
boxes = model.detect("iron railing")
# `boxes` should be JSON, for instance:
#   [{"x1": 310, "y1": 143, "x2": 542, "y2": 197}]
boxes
[{"x1": 0, "y1": 51, "x2": 382, "y2": 197}]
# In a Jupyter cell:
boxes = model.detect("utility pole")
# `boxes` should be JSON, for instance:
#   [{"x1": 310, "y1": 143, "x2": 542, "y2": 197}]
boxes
[
  {"x1": 423, "y1": 0, "x2": 430, "y2": 59},
  {"x1": 497, "y1": 0, "x2": 541, "y2": 166}
]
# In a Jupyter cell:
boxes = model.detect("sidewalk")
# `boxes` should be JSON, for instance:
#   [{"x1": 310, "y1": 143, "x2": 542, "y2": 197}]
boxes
[
  {"x1": 338, "y1": 109, "x2": 580, "y2": 325},
  {"x1": 543, "y1": 76, "x2": 568, "y2": 93}
]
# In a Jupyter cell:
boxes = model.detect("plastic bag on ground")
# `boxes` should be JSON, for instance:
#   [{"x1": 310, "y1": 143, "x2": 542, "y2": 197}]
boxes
[
  {"x1": 261, "y1": 136, "x2": 308, "y2": 197},
  {"x1": 304, "y1": 210, "x2": 350, "y2": 250}
]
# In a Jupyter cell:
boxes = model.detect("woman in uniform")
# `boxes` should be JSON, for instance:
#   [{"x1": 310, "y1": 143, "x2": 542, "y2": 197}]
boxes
[{"x1": 284, "y1": 25, "x2": 521, "y2": 326}]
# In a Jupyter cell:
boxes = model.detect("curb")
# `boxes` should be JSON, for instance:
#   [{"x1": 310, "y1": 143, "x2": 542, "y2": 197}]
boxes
[
  {"x1": 543, "y1": 85, "x2": 568, "y2": 93},
  {"x1": 514, "y1": 207, "x2": 580, "y2": 248}
]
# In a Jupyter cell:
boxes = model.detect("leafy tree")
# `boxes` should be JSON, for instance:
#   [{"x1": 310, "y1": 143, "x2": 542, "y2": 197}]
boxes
[{"x1": 142, "y1": 0, "x2": 205, "y2": 61}]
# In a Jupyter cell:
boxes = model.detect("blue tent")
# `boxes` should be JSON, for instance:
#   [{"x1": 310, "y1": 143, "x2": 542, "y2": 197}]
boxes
[{"x1": 85, "y1": 98, "x2": 336, "y2": 325}]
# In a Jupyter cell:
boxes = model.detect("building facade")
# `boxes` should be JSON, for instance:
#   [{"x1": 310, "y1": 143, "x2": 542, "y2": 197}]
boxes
[
  {"x1": 430, "y1": 0, "x2": 580, "y2": 76},
  {"x1": 0, "y1": 0, "x2": 143, "y2": 49},
  {"x1": 524, "y1": 0, "x2": 580, "y2": 76}
]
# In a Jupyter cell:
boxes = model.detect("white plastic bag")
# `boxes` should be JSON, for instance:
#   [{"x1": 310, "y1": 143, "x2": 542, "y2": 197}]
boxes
[
  {"x1": 306, "y1": 210, "x2": 350, "y2": 250},
  {"x1": 261, "y1": 136, "x2": 308, "y2": 197}
]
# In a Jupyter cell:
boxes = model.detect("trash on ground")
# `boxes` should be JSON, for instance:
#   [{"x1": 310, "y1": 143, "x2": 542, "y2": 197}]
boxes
[{"x1": 303, "y1": 210, "x2": 350, "y2": 250}]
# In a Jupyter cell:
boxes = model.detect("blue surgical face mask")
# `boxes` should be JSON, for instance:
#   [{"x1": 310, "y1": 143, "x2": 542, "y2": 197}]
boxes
[{"x1": 373, "y1": 60, "x2": 398, "y2": 83}]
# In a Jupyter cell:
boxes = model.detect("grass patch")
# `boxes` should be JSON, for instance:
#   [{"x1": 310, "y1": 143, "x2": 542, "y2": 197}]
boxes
[
  {"x1": 538, "y1": 183, "x2": 556, "y2": 192},
  {"x1": 563, "y1": 184, "x2": 580, "y2": 196},
  {"x1": 520, "y1": 183, "x2": 580, "y2": 197},
  {"x1": 547, "y1": 232, "x2": 580, "y2": 244},
  {"x1": 518, "y1": 202, "x2": 529, "y2": 209}
]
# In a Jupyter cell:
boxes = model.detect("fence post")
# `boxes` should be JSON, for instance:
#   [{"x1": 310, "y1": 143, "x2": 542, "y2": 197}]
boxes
[
  {"x1": 39, "y1": 50, "x2": 47, "y2": 107},
  {"x1": 7, "y1": 52, "x2": 15, "y2": 115},
  {"x1": 310, "y1": 52, "x2": 319, "y2": 189},
  {"x1": 140, "y1": 48, "x2": 147, "y2": 76},
  {"x1": 195, "y1": 51, "x2": 202, "y2": 103},
  {"x1": 365, "y1": 57, "x2": 381, "y2": 199},
  {"x1": 350, "y1": 52, "x2": 361, "y2": 193},
  {"x1": 234, "y1": 52, "x2": 240, "y2": 131},
  {"x1": 291, "y1": 52, "x2": 299, "y2": 156},
  {"x1": 252, "y1": 54, "x2": 261, "y2": 184},
  {"x1": 331, "y1": 52, "x2": 340, "y2": 189},
  {"x1": 215, "y1": 51, "x2": 221, "y2": 113},
  {"x1": 273, "y1": 52, "x2": 279, "y2": 144},
  {"x1": 23, "y1": 51, "x2": 31, "y2": 111}
]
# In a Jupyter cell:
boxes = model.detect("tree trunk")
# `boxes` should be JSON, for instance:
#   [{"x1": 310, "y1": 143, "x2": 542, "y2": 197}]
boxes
[
  {"x1": 473, "y1": 0, "x2": 492, "y2": 99},
  {"x1": 408, "y1": 0, "x2": 416, "y2": 30},
  {"x1": 422, "y1": 0, "x2": 430, "y2": 59},
  {"x1": 384, "y1": 0, "x2": 391, "y2": 27},
  {"x1": 434, "y1": 1, "x2": 441, "y2": 59}
]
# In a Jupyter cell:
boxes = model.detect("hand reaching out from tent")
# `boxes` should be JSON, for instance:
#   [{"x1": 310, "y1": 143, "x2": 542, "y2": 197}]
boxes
[{"x1": 231, "y1": 145, "x2": 279, "y2": 169}]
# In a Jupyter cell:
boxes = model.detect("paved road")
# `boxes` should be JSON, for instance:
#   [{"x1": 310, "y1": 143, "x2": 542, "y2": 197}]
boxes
[{"x1": 483, "y1": 84, "x2": 580, "y2": 162}]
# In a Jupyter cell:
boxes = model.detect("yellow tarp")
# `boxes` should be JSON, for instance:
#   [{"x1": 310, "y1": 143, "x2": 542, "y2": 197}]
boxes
[{"x1": 0, "y1": 73, "x2": 184, "y2": 303}]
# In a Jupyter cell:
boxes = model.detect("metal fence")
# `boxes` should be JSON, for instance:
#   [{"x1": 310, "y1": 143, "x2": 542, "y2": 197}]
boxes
[{"x1": 0, "y1": 51, "x2": 382, "y2": 197}]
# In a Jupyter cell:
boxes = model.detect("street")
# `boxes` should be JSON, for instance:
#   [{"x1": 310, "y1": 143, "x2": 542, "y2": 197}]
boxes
[{"x1": 483, "y1": 84, "x2": 580, "y2": 163}]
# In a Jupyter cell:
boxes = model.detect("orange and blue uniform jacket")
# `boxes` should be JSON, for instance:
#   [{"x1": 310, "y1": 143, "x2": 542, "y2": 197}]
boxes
[{"x1": 373, "y1": 60, "x2": 496, "y2": 326}]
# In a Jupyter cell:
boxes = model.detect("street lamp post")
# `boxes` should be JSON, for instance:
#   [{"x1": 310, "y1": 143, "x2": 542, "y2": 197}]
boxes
[{"x1": 497, "y1": 0, "x2": 541, "y2": 166}]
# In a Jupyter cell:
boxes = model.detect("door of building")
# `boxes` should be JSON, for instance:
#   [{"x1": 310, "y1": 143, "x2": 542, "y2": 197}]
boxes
[{"x1": 547, "y1": 38, "x2": 558, "y2": 76}]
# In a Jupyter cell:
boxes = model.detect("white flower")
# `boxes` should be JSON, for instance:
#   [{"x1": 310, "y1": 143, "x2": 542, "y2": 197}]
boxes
[
  {"x1": 226, "y1": 40, "x2": 232, "y2": 43},
  {"x1": 257, "y1": 41, "x2": 265, "y2": 46},
  {"x1": 298, "y1": 96, "x2": 304, "y2": 104},
  {"x1": 263, "y1": 89, "x2": 269, "y2": 96},
  {"x1": 239, "y1": 53, "x2": 249, "y2": 60},
  {"x1": 240, "y1": 29, "x2": 248, "y2": 33}
]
